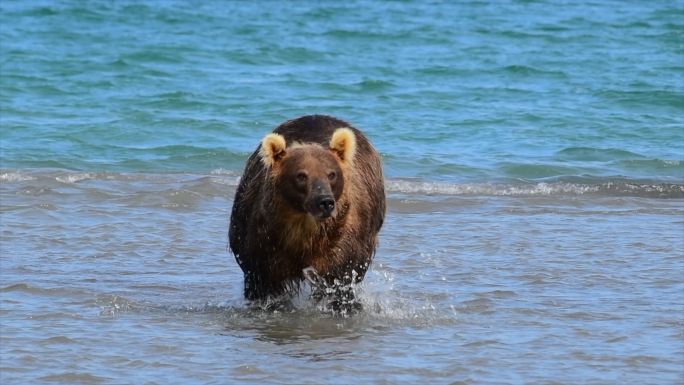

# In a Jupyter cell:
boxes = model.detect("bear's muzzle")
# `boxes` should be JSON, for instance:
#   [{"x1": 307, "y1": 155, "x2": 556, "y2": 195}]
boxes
[{"x1": 316, "y1": 195, "x2": 336, "y2": 218}]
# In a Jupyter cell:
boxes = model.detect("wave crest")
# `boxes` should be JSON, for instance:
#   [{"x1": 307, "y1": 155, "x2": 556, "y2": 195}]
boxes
[{"x1": 386, "y1": 179, "x2": 684, "y2": 198}]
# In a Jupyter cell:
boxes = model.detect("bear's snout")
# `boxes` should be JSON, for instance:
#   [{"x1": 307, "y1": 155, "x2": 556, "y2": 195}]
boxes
[
  {"x1": 316, "y1": 195, "x2": 336, "y2": 218},
  {"x1": 304, "y1": 193, "x2": 336, "y2": 220}
]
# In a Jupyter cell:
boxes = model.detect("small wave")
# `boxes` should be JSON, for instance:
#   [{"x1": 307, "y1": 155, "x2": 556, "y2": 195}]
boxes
[
  {"x1": 1, "y1": 169, "x2": 121, "y2": 184},
  {"x1": 210, "y1": 168, "x2": 239, "y2": 176},
  {"x1": 355, "y1": 79, "x2": 395, "y2": 91},
  {"x1": 55, "y1": 172, "x2": 96, "y2": 184},
  {"x1": 617, "y1": 159, "x2": 683, "y2": 170},
  {"x1": 500, "y1": 64, "x2": 567, "y2": 78},
  {"x1": 0, "y1": 171, "x2": 36, "y2": 182},
  {"x1": 555, "y1": 147, "x2": 646, "y2": 161},
  {"x1": 4, "y1": 169, "x2": 682, "y2": 198},
  {"x1": 96, "y1": 294, "x2": 159, "y2": 317},
  {"x1": 40, "y1": 336, "x2": 79, "y2": 345},
  {"x1": 0, "y1": 283, "x2": 90, "y2": 297},
  {"x1": 597, "y1": 89, "x2": 684, "y2": 109},
  {"x1": 385, "y1": 179, "x2": 684, "y2": 198},
  {"x1": 38, "y1": 373, "x2": 111, "y2": 383},
  {"x1": 386, "y1": 180, "x2": 598, "y2": 196}
]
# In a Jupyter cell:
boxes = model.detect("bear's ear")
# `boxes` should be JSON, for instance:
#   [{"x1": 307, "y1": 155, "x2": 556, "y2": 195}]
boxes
[
  {"x1": 329, "y1": 127, "x2": 356, "y2": 165},
  {"x1": 259, "y1": 133, "x2": 287, "y2": 167}
]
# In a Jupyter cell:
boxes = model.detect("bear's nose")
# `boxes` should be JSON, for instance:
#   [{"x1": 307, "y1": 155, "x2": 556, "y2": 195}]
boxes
[{"x1": 317, "y1": 196, "x2": 335, "y2": 216}]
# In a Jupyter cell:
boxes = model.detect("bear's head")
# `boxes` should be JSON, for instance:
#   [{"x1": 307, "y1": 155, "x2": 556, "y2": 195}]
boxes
[{"x1": 259, "y1": 128, "x2": 356, "y2": 221}]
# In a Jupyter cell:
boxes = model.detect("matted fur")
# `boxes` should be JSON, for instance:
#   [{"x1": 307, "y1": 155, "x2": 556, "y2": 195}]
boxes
[{"x1": 229, "y1": 115, "x2": 385, "y2": 302}]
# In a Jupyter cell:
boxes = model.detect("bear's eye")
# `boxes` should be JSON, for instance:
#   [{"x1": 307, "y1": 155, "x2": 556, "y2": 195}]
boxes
[
  {"x1": 296, "y1": 171, "x2": 308, "y2": 184},
  {"x1": 327, "y1": 171, "x2": 336, "y2": 181}
]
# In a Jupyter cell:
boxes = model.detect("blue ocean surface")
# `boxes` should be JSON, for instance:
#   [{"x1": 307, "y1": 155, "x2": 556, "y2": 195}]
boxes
[
  {"x1": 1, "y1": 1, "x2": 683, "y2": 384},
  {"x1": 1, "y1": 0, "x2": 682, "y2": 184}
]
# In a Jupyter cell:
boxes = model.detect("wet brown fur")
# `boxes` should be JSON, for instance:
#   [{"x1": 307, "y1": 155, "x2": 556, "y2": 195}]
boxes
[{"x1": 229, "y1": 115, "x2": 385, "y2": 301}]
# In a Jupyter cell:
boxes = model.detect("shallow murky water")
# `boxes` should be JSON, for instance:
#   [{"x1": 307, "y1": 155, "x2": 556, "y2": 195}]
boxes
[{"x1": 1, "y1": 170, "x2": 682, "y2": 384}]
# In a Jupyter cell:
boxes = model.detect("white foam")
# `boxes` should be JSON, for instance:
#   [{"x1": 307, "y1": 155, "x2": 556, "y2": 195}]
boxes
[
  {"x1": 385, "y1": 180, "x2": 601, "y2": 196},
  {"x1": 55, "y1": 173, "x2": 96, "y2": 184},
  {"x1": 0, "y1": 171, "x2": 36, "y2": 182},
  {"x1": 209, "y1": 175, "x2": 241, "y2": 186},
  {"x1": 210, "y1": 168, "x2": 240, "y2": 176}
]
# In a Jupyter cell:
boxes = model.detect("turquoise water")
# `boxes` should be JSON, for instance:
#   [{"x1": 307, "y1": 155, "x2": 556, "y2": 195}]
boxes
[
  {"x1": 2, "y1": 1, "x2": 684, "y2": 384},
  {"x1": 2, "y1": 1, "x2": 683, "y2": 182}
]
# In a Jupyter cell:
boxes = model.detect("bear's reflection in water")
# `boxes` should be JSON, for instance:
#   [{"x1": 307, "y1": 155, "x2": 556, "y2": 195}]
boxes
[{"x1": 227, "y1": 309, "x2": 365, "y2": 346}]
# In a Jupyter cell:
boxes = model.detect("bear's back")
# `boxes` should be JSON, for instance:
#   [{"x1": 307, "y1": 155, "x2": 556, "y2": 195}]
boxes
[{"x1": 273, "y1": 115, "x2": 366, "y2": 149}]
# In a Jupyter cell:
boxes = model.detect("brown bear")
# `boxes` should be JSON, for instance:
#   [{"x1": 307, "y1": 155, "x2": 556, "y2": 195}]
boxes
[{"x1": 229, "y1": 115, "x2": 385, "y2": 307}]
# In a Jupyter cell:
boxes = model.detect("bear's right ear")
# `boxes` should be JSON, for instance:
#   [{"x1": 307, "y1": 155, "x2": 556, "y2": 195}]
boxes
[
  {"x1": 259, "y1": 133, "x2": 287, "y2": 168},
  {"x1": 329, "y1": 127, "x2": 356, "y2": 165}
]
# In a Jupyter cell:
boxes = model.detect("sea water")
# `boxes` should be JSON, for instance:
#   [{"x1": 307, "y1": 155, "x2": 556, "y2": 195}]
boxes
[{"x1": 1, "y1": 1, "x2": 683, "y2": 384}]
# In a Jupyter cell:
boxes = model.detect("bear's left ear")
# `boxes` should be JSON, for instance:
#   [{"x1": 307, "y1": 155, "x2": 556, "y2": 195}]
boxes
[
  {"x1": 259, "y1": 133, "x2": 287, "y2": 168},
  {"x1": 329, "y1": 127, "x2": 356, "y2": 165}
]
